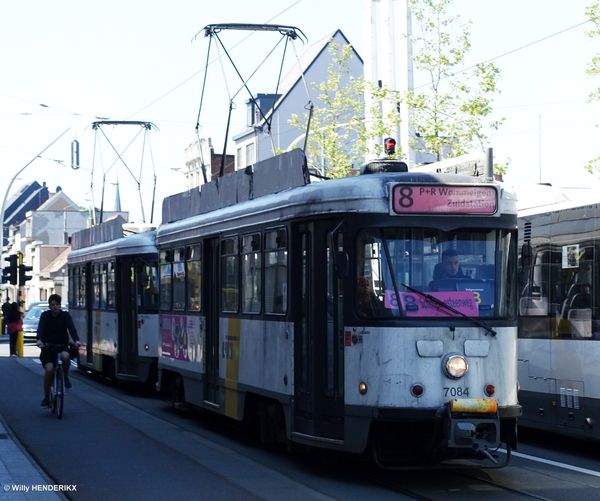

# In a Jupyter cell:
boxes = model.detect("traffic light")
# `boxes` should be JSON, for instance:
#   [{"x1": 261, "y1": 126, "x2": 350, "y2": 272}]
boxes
[
  {"x1": 18, "y1": 263, "x2": 33, "y2": 285},
  {"x1": 384, "y1": 137, "x2": 396, "y2": 155},
  {"x1": 2, "y1": 255, "x2": 18, "y2": 285}
]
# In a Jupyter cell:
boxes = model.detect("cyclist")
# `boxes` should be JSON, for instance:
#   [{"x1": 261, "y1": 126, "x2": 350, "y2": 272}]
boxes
[{"x1": 36, "y1": 294, "x2": 81, "y2": 408}]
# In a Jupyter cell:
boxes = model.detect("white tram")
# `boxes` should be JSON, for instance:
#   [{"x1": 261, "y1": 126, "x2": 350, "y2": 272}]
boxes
[
  {"x1": 518, "y1": 193, "x2": 600, "y2": 439},
  {"x1": 155, "y1": 150, "x2": 520, "y2": 467},
  {"x1": 68, "y1": 223, "x2": 160, "y2": 384}
]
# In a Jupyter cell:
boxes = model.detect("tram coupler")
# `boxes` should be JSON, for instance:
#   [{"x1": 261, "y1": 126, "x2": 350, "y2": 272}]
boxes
[{"x1": 442, "y1": 398, "x2": 501, "y2": 454}]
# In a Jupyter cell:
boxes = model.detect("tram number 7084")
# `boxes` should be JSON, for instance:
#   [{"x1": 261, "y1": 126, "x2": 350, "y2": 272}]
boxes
[{"x1": 443, "y1": 387, "x2": 470, "y2": 397}]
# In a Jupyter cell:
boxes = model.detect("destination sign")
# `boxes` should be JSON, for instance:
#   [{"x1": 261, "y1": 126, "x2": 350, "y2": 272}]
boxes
[{"x1": 390, "y1": 184, "x2": 497, "y2": 215}]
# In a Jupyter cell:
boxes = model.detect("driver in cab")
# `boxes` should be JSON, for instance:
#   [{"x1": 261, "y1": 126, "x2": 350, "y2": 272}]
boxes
[{"x1": 429, "y1": 249, "x2": 465, "y2": 291}]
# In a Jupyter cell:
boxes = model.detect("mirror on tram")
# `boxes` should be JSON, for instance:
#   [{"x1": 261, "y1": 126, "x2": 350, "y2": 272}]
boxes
[{"x1": 334, "y1": 251, "x2": 349, "y2": 278}]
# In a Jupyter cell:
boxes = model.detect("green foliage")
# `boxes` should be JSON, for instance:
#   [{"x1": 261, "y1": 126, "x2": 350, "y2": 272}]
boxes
[
  {"x1": 289, "y1": 40, "x2": 402, "y2": 178},
  {"x1": 493, "y1": 157, "x2": 511, "y2": 176},
  {"x1": 407, "y1": 0, "x2": 505, "y2": 167},
  {"x1": 585, "y1": 2, "x2": 600, "y2": 102},
  {"x1": 584, "y1": 3, "x2": 600, "y2": 175}
]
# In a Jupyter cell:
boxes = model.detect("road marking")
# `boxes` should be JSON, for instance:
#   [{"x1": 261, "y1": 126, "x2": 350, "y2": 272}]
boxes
[{"x1": 499, "y1": 449, "x2": 600, "y2": 477}]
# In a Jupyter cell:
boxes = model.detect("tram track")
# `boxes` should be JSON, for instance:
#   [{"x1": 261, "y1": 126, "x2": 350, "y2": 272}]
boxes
[
  {"x1": 64, "y1": 368, "x2": 597, "y2": 501},
  {"x1": 345, "y1": 463, "x2": 557, "y2": 501}
]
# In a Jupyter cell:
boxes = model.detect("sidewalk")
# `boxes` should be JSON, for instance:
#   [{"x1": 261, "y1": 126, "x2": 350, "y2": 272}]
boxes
[{"x1": 0, "y1": 337, "x2": 66, "y2": 500}]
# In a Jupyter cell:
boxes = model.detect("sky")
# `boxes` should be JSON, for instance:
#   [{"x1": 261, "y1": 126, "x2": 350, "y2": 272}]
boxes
[{"x1": 1, "y1": 0, "x2": 599, "y2": 224}]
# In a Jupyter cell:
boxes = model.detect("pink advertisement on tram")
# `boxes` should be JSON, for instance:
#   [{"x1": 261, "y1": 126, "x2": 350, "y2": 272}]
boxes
[
  {"x1": 385, "y1": 290, "x2": 479, "y2": 317},
  {"x1": 161, "y1": 314, "x2": 203, "y2": 362}
]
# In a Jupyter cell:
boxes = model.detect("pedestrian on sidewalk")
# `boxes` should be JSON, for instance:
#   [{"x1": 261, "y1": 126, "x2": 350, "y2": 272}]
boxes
[
  {"x1": 2, "y1": 296, "x2": 11, "y2": 335},
  {"x1": 7, "y1": 302, "x2": 22, "y2": 357}
]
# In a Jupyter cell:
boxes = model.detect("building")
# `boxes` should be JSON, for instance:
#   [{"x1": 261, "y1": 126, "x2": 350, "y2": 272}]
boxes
[
  {"x1": 2, "y1": 186, "x2": 128, "y2": 308},
  {"x1": 2, "y1": 181, "x2": 49, "y2": 248},
  {"x1": 232, "y1": 29, "x2": 364, "y2": 171},
  {"x1": 182, "y1": 138, "x2": 235, "y2": 190}
]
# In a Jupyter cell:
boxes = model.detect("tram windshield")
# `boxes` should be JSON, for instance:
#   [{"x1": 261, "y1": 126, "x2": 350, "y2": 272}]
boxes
[{"x1": 356, "y1": 227, "x2": 516, "y2": 318}]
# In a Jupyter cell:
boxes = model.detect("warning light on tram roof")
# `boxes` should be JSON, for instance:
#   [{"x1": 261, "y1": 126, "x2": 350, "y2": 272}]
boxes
[{"x1": 384, "y1": 137, "x2": 396, "y2": 155}]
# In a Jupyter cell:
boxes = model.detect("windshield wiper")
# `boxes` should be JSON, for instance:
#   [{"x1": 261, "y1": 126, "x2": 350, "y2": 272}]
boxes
[
  {"x1": 379, "y1": 231, "x2": 404, "y2": 316},
  {"x1": 401, "y1": 283, "x2": 496, "y2": 336}
]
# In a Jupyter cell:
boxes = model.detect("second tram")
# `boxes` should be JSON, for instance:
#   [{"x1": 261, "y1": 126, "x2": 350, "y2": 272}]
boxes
[
  {"x1": 68, "y1": 227, "x2": 160, "y2": 383},
  {"x1": 518, "y1": 194, "x2": 600, "y2": 439}
]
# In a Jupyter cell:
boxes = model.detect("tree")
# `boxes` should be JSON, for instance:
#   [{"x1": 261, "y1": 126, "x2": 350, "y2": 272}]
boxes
[
  {"x1": 407, "y1": 0, "x2": 504, "y2": 163},
  {"x1": 584, "y1": 2, "x2": 600, "y2": 173},
  {"x1": 289, "y1": 41, "x2": 402, "y2": 178}
]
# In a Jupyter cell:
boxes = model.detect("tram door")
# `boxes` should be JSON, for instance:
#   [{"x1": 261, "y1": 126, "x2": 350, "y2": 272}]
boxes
[
  {"x1": 117, "y1": 258, "x2": 138, "y2": 376},
  {"x1": 294, "y1": 222, "x2": 345, "y2": 441},
  {"x1": 203, "y1": 238, "x2": 220, "y2": 406}
]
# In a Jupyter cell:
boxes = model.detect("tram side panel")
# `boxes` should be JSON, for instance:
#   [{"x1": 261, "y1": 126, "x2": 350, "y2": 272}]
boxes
[
  {"x1": 158, "y1": 314, "x2": 294, "y2": 422},
  {"x1": 159, "y1": 313, "x2": 205, "y2": 404},
  {"x1": 518, "y1": 203, "x2": 600, "y2": 439}
]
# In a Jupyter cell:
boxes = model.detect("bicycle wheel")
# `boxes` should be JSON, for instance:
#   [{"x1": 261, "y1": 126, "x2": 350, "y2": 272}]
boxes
[{"x1": 55, "y1": 366, "x2": 64, "y2": 419}]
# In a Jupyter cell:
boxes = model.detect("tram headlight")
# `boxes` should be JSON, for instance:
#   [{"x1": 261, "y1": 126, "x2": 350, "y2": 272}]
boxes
[
  {"x1": 358, "y1": 382, "x2": 368, "y2": 395},
  {"x1": 442, "y1": 354, "x2": 468, "y2": 380}
]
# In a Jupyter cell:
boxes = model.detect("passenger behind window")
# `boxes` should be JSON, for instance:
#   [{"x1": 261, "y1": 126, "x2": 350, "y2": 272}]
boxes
[{"x1": 357, "y1": 276, "x2": 383, "y2": 316}]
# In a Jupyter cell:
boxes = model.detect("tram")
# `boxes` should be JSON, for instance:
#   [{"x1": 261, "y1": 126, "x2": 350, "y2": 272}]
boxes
[
  {"x1": 155, "y1": 149, "x2": 520, "y2": 467},
  {"x1": 68, "y1": 223, "x2": 160, "y2": 384},
  {"x1": 518, "y1": 193, "x2": 600, "y2": 439}
]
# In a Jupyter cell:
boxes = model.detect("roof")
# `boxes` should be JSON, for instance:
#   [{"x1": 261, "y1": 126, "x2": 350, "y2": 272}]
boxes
[
  {"x1": 41, "y1": 247, "x2": 70, "y2": 275},
  {"x1": 36, "y1": 190, "x2": 80, "y2": 212},
  {"x1": 266, "y1": 29, "x2": 361, "y2": 124}
]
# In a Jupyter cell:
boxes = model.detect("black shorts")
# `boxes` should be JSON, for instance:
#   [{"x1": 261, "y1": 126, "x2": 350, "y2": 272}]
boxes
[{"x1": 39, "y1": 345, "x2": 68, "y2": 368}]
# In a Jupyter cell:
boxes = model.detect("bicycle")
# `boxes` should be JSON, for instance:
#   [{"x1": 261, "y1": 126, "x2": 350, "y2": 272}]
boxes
[{"x1": 41, "y1": 343, "x2": 74, "y2": 419}]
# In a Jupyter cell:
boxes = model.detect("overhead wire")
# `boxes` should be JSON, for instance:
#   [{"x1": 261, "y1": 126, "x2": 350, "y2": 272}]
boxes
[
  {"x1": 414, "y1": 20, "x2": 591, "y2": 90},
  {"x1": 0, "y1": 8, "x2": 592, "y2": 134}
]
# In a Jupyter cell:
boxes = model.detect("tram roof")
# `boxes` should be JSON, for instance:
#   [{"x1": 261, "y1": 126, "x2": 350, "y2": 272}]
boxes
[
  {"x1": 68, "y1": 230, "x2": 157, "y2": 264},
  {"x1": 157, "y1": 170, "x2": 516, "y2": 245}
]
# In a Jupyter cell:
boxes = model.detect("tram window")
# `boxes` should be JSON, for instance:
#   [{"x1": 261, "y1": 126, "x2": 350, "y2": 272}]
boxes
[
  {"x1": 107, "y1": 261, "x2": 115, "y2": 309},
  {"x1": 160, "y1": 249, "x2": 172, "y2": 311},
  {"x1": 356, "y1": 228, "x2": 514, "y2": 318},
  {"x1": 69, "y1": 267, "x2": 83, "y2": 308},
  {"x1": 242, "y1": 233, "x2": 262, "y2": 314},
  {"x1": 265, "y1": 229, "x2": 287, "y2": 315},
  {"x1": 100, "y1": 263, "x2": 108, "y2": 309},
  {"x1": 221, "y1": 237, "x2": 239, "y2": 313},
  {"x1": 78, "y1": 267, "x2": 86, "y2": 308},
  {"x1": 142, "y1": 264, "x2": 159, "y2": 311},
  {"x1": 92, "y1": 264, "x2": 101, "y2": 309},
  {"x1": 186, "y1": 245, "x2": 201, "y2": 311},
  {"x1": 68, "y1": 268, "x2": 74, "y2": 306},
  {"x1": 173, "y1": 247, "x2": 186, "y2": 311}
]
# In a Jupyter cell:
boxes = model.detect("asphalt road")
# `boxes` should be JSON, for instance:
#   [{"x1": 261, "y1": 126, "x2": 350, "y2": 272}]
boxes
[{"x1": 0, "y1": 338, "x2": 347, "y2": 501}]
